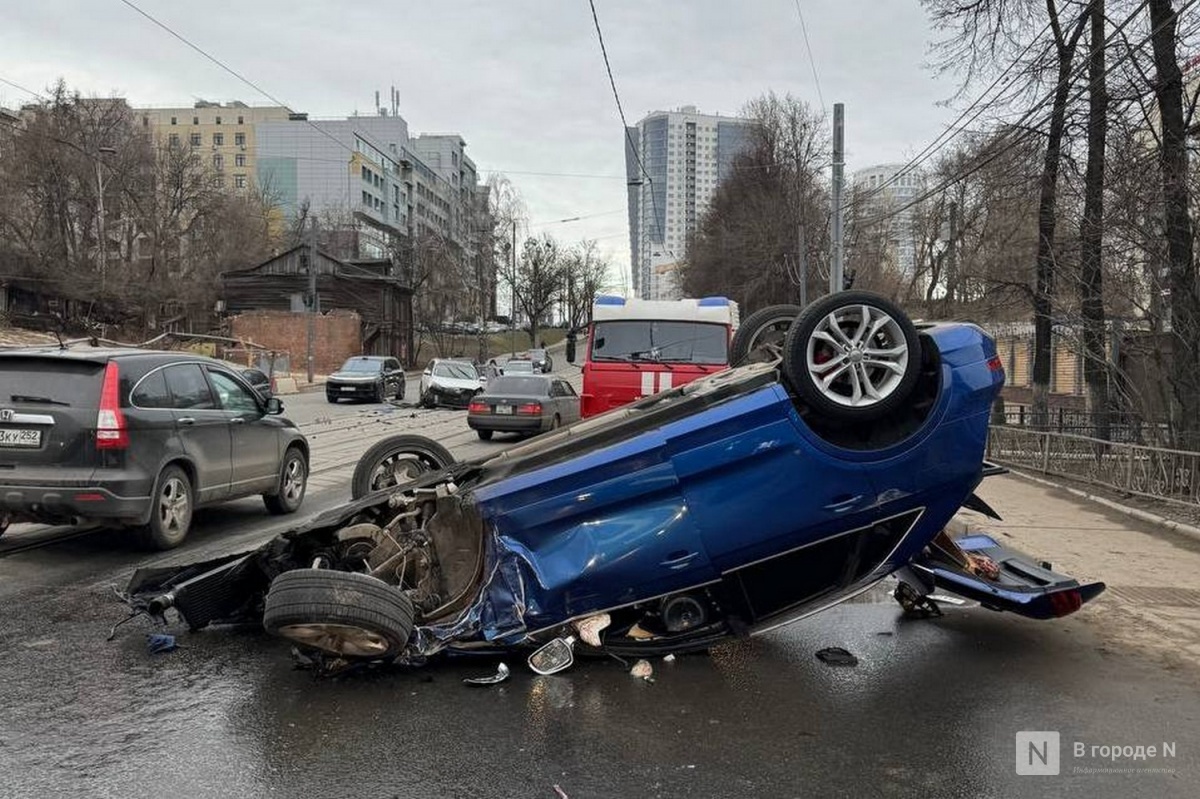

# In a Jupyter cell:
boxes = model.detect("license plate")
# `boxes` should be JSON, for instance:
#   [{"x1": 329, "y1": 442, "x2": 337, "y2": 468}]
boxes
[
  {"x1": 340, "y1": 386, "x2": 356, "y2": 392},
  {"x1": 495, "y1": 405, "x2": 513, "y2": 415},
  {"x1": 0, "y1": 428, "x2": 41, "y2": 448}
]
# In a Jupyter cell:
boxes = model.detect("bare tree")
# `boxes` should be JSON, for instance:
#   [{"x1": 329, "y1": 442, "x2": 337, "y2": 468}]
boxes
[
  {"x1": 681, "y1": 92, "x2": 829, "y2": 312},
  {"x1": 560, "y1": 238, "x2": 612, "y2": 330},
  {"x1": 500, "y1": 232, "x2": 564, "y2": 350}
]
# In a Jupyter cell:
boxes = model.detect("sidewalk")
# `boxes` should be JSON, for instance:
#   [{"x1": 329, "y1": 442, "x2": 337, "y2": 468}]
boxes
[{"x1": 965, "y1": 474, "x2": 1200, "y2": 672}]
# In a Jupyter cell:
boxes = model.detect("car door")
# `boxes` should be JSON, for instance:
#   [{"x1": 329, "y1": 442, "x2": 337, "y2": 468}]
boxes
[
  {"x1": 555, "y1": 380, "x2": 581, "y2": 423},
  {"x1": 162, "y1": 363, "x2": 231, "y2": 503},
  {"x1": 206, "y1": 368, "x2": 280, "y2": 497}
]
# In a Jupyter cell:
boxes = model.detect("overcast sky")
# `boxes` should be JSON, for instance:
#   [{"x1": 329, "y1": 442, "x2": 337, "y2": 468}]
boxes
[{"x1": 1, "y1": 0, "x2": 958, "y2": 290}]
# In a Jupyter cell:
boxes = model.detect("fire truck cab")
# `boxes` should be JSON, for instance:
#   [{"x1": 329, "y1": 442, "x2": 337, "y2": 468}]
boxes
[{"x1": 579, "y1": 295, "x2": 739, "y2": 418}]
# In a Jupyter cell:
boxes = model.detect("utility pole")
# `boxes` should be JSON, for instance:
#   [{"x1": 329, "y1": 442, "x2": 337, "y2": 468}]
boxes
[
  {"x1": 797, "y1": 224, "x2": 808, "y2": 308},
  {"x1": 510, "y1": 219, "x2": 517, "y2": 357},
  {"x1": 830, "y1": 102, "x2": 845, "y2": 294},
  {"x1": 306, "y1": 218, "x2": 318, "y2": 384},
  {"x1": 946, "y1": 200, "x2": 958, "y2": 305}
]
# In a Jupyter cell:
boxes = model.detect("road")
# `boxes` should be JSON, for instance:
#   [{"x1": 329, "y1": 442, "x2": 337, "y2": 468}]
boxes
[{"x1": 0, "y1": 373, "x2": 1197, "y2": 798}]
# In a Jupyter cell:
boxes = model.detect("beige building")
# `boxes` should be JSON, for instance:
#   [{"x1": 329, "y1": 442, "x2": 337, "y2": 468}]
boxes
[{"x1": 139, "y1": 100, "x2": 294, "y2": 191}]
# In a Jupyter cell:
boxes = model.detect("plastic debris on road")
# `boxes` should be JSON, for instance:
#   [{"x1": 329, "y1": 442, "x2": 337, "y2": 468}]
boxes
[
  {"x1": 146, "y1": 633, "x2": 177, "y2": 654},
  {"x1": 572, "y1": 613, "x2": 611, "y2": 647},
  {"x1": 630, "y1": 659, "x2": 654, "y2": 681},
  {"x1": 663, "y1": 654, "x2": 676, "y2": 663},
  {"x1": 815, "y1": 647, "x2": 858, "y2": 667},
  {"x1": 463, "y1": 662, "x2": 511, "y2": 686}
]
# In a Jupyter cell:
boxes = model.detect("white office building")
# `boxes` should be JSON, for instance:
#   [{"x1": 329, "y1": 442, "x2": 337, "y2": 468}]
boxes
[
  {"x1": 625, "y1": 106, "x2": 754, "y2": 300},
  {"x1": 850, "y1": 163, "x2": 927, "y2": 280}
]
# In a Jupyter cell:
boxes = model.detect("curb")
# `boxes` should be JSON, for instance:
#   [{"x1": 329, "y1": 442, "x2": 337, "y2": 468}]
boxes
[{"x1": 1006, "y1": 468, "x2": 1200, "y2": 545}]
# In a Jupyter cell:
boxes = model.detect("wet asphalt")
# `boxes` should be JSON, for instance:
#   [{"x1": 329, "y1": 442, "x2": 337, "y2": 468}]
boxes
[
  {"x1": 1, "y1": 389, "x2": 1197, "y2": 798},
  {"x1": 1, "y1": 560, "x2": 1196, "y2": 799}
]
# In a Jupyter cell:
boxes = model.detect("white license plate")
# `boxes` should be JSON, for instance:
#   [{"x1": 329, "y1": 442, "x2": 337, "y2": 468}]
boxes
[
  {"x1": 0, "y1": 428, "x2": 41, "y2": 448},
  {"x1": 495, "y1": 405, "x2": 513, "y2": 415},
  {"x1": 340, "y1": 386, "x2": 356, "y2": 392}
]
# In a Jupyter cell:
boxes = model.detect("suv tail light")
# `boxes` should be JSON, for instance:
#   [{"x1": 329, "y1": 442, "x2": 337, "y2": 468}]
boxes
[
  {"x1": 96, "y1": 361, "x2": 129, "y2": 450},
  {"x1": 517, "y1": 402, "x2": 542, "y2": 415}
]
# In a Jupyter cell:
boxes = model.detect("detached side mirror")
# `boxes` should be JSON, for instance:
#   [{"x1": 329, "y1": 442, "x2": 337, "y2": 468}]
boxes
[
  {"x1": 265, "y1": 397, "x2": 284, "y2": 415},
  {"x1": 528, "y1": 635, "x2": 576, "y2": 675}
]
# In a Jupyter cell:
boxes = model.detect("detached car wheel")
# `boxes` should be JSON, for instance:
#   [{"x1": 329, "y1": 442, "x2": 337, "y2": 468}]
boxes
[
  {"x1": 263, "y1": 569, "x2": 414, "y2": 660},
  {"x1": 782, "y1": 290, "x2": 921, "y2": 423},
  {"x1": 263, "y1": 446, "x2": 307, "y2": 515},
  {"x1": 351, "y1": 434, "x2": 456, "y2": 499},
  {"x1": 730, "y1": 304, "x2": 803, "y2": 366},
  {"x1": 138, "y1": 465, "x2": 193, "y2": 550}
]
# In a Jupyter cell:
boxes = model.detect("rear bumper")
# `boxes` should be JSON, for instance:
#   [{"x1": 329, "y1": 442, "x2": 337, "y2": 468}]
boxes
[
  {"x1": 0, "y1": 483, "x2": 153, "y2": 525},
  {"x1": 468, "y1": 415, "x2": 545, "y2": 434}
]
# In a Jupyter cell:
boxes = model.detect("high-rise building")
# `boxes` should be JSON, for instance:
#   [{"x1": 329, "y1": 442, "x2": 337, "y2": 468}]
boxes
[
  {"x1": 625, "y1": 106, "x2": 754, "y2": 300},
  {"x1": 849, "y1": 163, "x2": 927, "y2": 279}
]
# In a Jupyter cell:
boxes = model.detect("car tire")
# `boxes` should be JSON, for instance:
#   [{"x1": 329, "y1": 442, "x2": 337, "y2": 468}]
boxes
[
  {"x1": 263, "y1": 569, "x2": 414, "y2": 660},
  {"x1": 263, "y1": 446, "x2": 308, "y2": 515},
  {"x1": 351, "y1": 434, "x2": 456, "y2": 500},
  {"x1": 420, "y1": 390, "x2": 435, "y2": 409},
  {"x1": 138, "y1": 464, "x2": 194, "y2": 550},
  {"x1": 476, "y1": 429, "x2": 494, "y2": 441},
  {"x1": 731, "y1": 305, "x2": 803, "y2": 367},
  {"x1": 782, "y1": 291, "x2": 922, "y2": 423}
]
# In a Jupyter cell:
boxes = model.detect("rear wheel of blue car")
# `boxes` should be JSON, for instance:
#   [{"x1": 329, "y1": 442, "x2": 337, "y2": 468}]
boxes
[
  {"x1": 783, "y1": 291, "x2": 921, "y2": 423},
  {"x1": 351, "y1": 434, "x2": 456, "y2": 500},
  {"x1": 263, "y1": 569, "x2": 414, "y2": 660}
]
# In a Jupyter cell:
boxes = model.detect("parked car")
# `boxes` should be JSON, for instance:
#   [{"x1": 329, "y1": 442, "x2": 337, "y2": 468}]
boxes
[
  {"x1": 467, "y1": 375, "x2": 581, "y2": 440},
  {"x1": 326, "y1": 356, "x2": 405, "y2": 404},
  {"x1": 500, "y1": 357, "x2": 537, "y2": 376},
  {"x1": 218, "y1": 362, "x2": 274, "y2": 400},
  {"x1": 125, "y1": 292, "x2": 1104, "y2": 674},
  {"x1": 526, "y1": 348, "x2": 553, "y2": 374},
  {"x1": 0, "y1": 347, "x2": 308, "y2": 548},
  {"x1": 419, "y1": 359, "x2": 484, "y2": 408}
]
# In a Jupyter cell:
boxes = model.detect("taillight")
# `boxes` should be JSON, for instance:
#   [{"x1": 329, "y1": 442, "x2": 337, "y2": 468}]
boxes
[
  {"x1": 517, "y1": 402, "x2": 542, "y2": 415},
  {"x1": 987, "y1": 355, "x2": 1004, "y2": 372},
  {"x1": 1048, "y1": 589, "x2": 1083, "y2": 618},
  {"x1": 468, "y1": 401, "x2": 489, "y2": 413},
  {"x1": 96, "y1": 361, "x2": 129, "y2": 450}
]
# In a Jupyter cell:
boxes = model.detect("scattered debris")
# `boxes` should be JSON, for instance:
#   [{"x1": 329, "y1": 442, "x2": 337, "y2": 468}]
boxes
[
  {"x1": 928, "y1": 594, "x2": 967, "y2": 606},
  {"x1": 553, "y1": 785, "x2": 569, "y2": 799},
  {"x1": 463, "y1": 662, "x2": 511, "y2": 686},
  {"x1": 894, "y1": 581, "x2": 943, "y2": 618},
  {"x1": 146, "y1": 633, "x2": 177, "y2": 654},
  {"x1": 815, "y1": 647, "x2": 858, "y2": 667},
  {"x1": 662, "y1": 653, "x2": 676, "y2": 663},
  {"x1": 573, "y1": 613, "x2": 611, "y2": 647},
  {"x1": 625, "y1": 623, "x2": 655, "y2": 640},
  {"x1": 630, "y1": 659, "x2": 654, "y2": 681}
]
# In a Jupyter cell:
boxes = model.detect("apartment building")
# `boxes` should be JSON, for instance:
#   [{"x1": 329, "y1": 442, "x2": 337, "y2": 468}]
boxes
[{"x1": 625, "y1": 105, "x2": 755, "y2": 300}]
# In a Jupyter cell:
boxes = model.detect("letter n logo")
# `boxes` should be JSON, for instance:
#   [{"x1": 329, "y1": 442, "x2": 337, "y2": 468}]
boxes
[{"x1": 1015, "y1": 731, "x2": 1060, "y2": 775}]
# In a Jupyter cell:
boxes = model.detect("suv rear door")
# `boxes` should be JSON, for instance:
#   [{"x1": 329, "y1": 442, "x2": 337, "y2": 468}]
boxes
[
  {"x1": 0, "y1": 355, "x2": 105, "y2": 485},
  {"x1": 162, "y1": 364, "x2": 231, "y2": 503}
]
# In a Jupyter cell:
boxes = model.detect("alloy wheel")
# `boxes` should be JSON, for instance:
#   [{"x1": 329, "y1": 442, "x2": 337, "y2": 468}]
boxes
[{"x1": 805, "y1": 304, "x2": 910, "y2": 408}]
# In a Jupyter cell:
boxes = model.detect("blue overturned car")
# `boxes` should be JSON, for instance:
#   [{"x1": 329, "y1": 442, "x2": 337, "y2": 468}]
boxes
[{"x1": 126, "y1": 291, "x2": 1104, "y2": 674}]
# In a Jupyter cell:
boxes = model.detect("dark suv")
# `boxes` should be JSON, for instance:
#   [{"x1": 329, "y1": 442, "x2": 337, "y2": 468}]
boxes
[{"x1": 0, "y1": 347, "x2": 309, "y2": 549}]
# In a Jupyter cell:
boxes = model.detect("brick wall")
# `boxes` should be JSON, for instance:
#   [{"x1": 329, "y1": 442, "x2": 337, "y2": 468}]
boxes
[{"x1": 229, "y1": 310, "x2": 361, "y2": 375}]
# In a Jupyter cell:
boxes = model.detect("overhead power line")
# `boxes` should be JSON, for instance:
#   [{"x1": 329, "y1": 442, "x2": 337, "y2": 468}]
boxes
[
  {"x1": 0, "y1": 75, "x2": 47, "y2": 101},
  {"x1": 117, "y1": 0, "x2": 357, "y2": 160},
  {"x1": 587, "y1": 0, "x2": 671, "y2": 261},
  {"x1": 857, "y1": 0, "x2": 1169, "y2": 228},
  {"x1": 792, "y1": 0, "x2": 826, "y2": 114}
]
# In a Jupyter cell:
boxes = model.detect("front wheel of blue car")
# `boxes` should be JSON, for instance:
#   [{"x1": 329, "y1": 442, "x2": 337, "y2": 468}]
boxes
[
  {"x1": 783, "y1": 291, "x2": 922, "y2": 423},
  {"x1": 263, "y1": 569, "x2": 414, "y2": 660}
]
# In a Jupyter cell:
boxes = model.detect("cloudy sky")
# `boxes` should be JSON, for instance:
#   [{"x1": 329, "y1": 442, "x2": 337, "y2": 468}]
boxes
[{"x1": 1, "y1": 0, "x2": 958, "y2": 289}]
